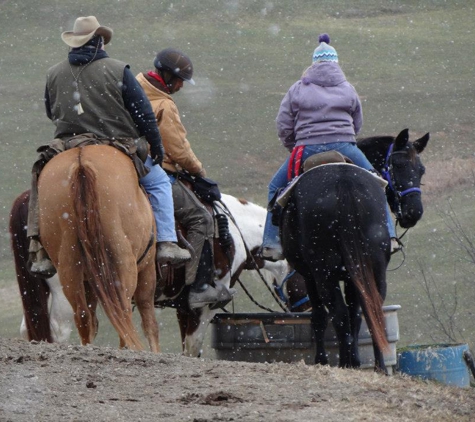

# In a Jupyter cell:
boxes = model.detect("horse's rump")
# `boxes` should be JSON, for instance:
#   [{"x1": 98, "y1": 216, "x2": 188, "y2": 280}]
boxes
[
  {"x1": 39, "y1": 145, "x2": 154, "y2": 264},
  {"x1": 289, "y1": 165, "x2": 388, "y2": 255},
  {"x1": 38, "y1": 145, "x2": 157, "y2": 350}
]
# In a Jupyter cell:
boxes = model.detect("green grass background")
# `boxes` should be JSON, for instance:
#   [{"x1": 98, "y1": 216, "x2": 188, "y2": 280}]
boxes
[{"x1": 1, "y1": 0, "x2": 474, "y2": 355}]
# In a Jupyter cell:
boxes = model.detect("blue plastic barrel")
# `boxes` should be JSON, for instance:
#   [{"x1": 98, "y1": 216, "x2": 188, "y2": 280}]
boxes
[{"x1": 396, "y1": 343, "x2": 471, "y2": 388}]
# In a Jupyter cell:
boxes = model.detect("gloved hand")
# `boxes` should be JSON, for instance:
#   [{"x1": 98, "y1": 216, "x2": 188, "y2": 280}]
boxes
[
  {"x1": 151, "y1": 144, "x2": 164, "y2": 167},
  {"x1": 193, "y1": 167, "x2": 207, "y2": 178}
]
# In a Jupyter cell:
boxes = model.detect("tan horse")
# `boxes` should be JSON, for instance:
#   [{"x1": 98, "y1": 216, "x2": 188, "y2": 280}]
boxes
[{"x1": 37, "y1": 145, "x2": 159, "y2": 352}]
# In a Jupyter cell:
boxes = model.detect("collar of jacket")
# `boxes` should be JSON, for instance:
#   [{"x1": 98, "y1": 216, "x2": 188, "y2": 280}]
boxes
[
  {"x1": 145, "y1": 71, "x2": 170, "y2": 94},
  {"x1": 68, "y1": 46, "x2": 108, "y2": 66}
]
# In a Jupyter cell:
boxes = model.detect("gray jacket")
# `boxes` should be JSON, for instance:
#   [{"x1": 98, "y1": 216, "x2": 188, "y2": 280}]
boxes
[{"x1": 276, "y1": 61, "x2": 363, "y2": 151}]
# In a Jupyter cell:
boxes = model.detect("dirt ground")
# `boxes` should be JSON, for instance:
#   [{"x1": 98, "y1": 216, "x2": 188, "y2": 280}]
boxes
[{"x1": 1, "y1": 338, "x2": 474, "y2": 422}]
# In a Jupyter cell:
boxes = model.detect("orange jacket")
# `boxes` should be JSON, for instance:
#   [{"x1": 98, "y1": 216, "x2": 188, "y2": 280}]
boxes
[{"x1": 136, "y1": 72, "x2": 203, "y2": 175}]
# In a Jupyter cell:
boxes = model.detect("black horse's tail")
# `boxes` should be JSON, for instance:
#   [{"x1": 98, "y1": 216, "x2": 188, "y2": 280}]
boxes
[
  {"x1": 9, "y1": 190, "x2": 53, "y2": 342},
  {"x1": 336, "y1": 181, "x2": 389, "y2": 353}
]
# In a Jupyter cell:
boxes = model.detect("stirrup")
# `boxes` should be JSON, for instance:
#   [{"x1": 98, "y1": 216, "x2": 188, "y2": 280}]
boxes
[
  {"x1": 29, "y1": 257, "x2": 57, "y2": 278},
  {"x1": 28, "y1": 243, "x2": 57, "y2": 277},
  {"x1": 156, "y1": 241, "x2": 191, "y2": 266}
]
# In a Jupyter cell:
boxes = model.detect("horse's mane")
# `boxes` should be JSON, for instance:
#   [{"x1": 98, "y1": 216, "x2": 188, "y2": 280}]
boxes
[
  {"x1": 357, "y1": 135, "x2": 393, "y2": 152},
  {"x1": 358, "y1": 134, "x2": 417, "y2": 161}
]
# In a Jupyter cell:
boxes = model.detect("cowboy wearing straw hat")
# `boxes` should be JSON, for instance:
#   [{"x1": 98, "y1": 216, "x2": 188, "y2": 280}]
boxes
[
  {"x1": 27, "y1": 16, "x2": 191, "y2": 277},
  {"x1": 61, "y1": 16, "x2": 113, "y2": 48}
]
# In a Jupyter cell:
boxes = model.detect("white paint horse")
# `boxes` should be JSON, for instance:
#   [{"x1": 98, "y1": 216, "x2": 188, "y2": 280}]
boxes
[
  {"x1": 177, "y1": 194, "x2": 289, "y2": 357},
  {"x1": 19, "y1": 274, "x2": 73, "y2": 343},
  {"x1": 11, "y1": 191, "x2": 288, "y2": 355}
]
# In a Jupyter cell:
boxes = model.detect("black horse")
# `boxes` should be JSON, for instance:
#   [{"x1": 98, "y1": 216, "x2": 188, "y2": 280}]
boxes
[{"x1": 280, "y1": 129, "x2": 429, "y2": 373}]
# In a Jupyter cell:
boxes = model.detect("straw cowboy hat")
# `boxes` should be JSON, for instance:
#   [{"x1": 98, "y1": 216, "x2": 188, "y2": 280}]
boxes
[{"x1": 61, "y1": 16, "x2": 113, "y2": 48}]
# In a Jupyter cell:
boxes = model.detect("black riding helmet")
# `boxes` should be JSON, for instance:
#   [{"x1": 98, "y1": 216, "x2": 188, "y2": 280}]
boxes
[{"x1": 154, "y1": 48, "x2": 195, "y2": 85}]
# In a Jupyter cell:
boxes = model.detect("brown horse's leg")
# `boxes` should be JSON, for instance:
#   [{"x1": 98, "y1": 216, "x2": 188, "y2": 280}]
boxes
[
  {"x1": 110, "y1": 249, "x2": 145, "y2": 351},
  {"x1": 135, "y1": 255, "x2": 160, "y2": 353},
  {"x1": 61, "y1": 279, "x2": 95, "y2": 345},
  {"x1": 56, "y1": 244, "x2": 96, "y2": 346}
]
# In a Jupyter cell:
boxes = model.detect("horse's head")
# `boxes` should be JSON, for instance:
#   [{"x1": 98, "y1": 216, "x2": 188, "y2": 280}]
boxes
[{"x1": 384, "y1": 128, "x2": 430, "y2": 228}]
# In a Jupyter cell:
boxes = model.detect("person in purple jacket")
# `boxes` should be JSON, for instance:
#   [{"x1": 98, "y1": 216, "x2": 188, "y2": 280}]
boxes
[{"x1": 260, "y1": 33, "x2": 399, "y2": 261}]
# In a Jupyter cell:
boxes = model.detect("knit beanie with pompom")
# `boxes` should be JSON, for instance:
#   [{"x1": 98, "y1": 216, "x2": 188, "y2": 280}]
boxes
[{"x1": 312, "y1": 33, "x2": 338, "y2": 63}]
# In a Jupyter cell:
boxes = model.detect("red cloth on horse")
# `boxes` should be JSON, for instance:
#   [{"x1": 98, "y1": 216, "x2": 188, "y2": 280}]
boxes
[{"x1": 287, "y1": 145, "x2": 304, "y2": 181}]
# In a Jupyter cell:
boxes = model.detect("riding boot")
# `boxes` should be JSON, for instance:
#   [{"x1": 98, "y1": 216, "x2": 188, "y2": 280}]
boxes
[
  {"x1": 188, "y1": 240, "x2": 236, "y2": 310},
  {"x1": 28, "y1": 238, "x2": 57, "y2": 277},
  {"x1": 156, "y1": 241, "x2": 191, "y2": 267}
]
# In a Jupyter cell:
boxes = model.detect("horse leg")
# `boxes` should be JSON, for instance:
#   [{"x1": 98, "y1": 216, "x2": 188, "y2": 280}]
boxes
[
  {"x1": 176, "y1": 308, "x2": 189, "y2": 352},
  {"x1": 61, "y1": 279, "x2": 96, "y2": 345},
  {"x1": 47, "y1": 274, "x2": 74, "y2": 343},
  {"x1": 135, "y1": 256, "x2": 160, "y2": 353},
  {"x1": 182, "y1": 308, "x2": 218, "y2": 357},
  {"x1": 310, "y1": 300, "x2": 328, "y2": 365},
  {"x1": 315, "y1": 273, "x2": 355, "y2": 369},
  {"x1": 344, "y1": 277, "x2": 362, "y2": 368},
  {"x1": 10, "y1": 190, "x2": 53, "y2": 342},
  {"x1": 112, "y1": 259, "x2": 144, "y2": 351},
  {"x1": 302, "y1": 273, "x2": 328, "y2": 365},
  {"x1": 331, "y1": 296, "x2": 355, "y2": 368},
  {"x1": 56, "y1": 244, "x2": 97, "y2": 345}
]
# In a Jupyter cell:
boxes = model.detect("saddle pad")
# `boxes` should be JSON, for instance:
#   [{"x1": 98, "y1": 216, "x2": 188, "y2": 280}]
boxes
[{"x1": 276, "y1": 163, "x2": 388, "y2": 208}]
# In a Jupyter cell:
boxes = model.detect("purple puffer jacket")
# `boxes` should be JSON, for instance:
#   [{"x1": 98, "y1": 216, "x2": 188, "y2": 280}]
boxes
[{"x1": 276, "y1": 61, "x2": 363, "y2": 151}]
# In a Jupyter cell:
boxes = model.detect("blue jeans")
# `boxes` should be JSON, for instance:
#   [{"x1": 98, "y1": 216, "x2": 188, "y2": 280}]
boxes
[
  {"x1": 140, "y1": 156, "x2": 177, "y2": 242},
  {"x1": 262, "y1": 143, "x2": 396, "y2": 248}
]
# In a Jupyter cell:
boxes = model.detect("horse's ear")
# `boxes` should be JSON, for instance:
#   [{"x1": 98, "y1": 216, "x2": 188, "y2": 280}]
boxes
[
  {"x1": 413, "y1": 133, "x2": 430, "y2": 154},
  {"x1": 394, "y1": 128, "x2": 409, "y2": 150}
]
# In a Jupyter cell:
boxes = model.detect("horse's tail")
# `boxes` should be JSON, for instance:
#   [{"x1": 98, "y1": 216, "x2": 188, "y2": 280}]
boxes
[
  {"x1": 337, "y1": 183, "x2": 389, "y2": 353},
  {"x1": 9, "y1": 190, "x2": 53, "y2": 342},
  {"x1": 70, "y1": 149, "x2": 143, "y2": 350}
]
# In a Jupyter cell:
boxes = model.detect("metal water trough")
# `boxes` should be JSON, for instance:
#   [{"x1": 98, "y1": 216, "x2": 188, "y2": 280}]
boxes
[{"x1": 210, "y1": 305, "x2": 401, "y2": 370}]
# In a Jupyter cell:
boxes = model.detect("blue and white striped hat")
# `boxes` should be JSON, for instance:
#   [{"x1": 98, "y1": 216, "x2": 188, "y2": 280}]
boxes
[{"x1": 312, "y1": 33, "x2": 338, "y2": 63}]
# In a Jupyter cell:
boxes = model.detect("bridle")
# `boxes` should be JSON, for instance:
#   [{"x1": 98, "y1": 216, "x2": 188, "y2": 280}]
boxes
[{"x1": 381, "y1": 143, "x2": 422, "y2": 222}]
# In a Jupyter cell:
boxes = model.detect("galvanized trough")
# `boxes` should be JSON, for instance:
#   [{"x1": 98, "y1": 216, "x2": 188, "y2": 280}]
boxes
[{"x1": 211, "y1": 305, "x2": 401, "y2": 371}]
